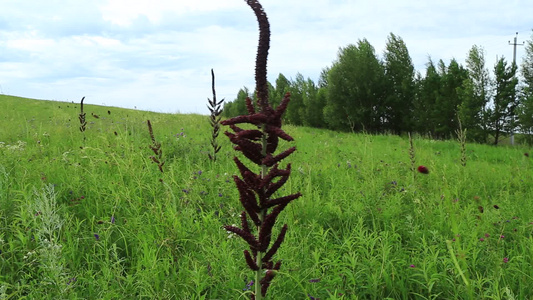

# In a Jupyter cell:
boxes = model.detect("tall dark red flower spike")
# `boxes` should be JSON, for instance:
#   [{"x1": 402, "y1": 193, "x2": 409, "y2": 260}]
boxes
[{"x1": 220, "y1": 1, "x2": 301, "y2": 299}]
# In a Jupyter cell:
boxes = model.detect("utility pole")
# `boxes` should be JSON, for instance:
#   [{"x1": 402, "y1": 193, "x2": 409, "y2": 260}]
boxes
[
  {"x1": 509, "y1": 32, "x2": 524, "y2": 65},
  {"x1": 508, "y1": 32, "x2": 523, "y2": 145}
]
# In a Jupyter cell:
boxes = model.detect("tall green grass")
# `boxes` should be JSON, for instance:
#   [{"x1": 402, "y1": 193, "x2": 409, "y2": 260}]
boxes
[{"x1": 1, "y1": 94, "x2": 532, "y2": 299}]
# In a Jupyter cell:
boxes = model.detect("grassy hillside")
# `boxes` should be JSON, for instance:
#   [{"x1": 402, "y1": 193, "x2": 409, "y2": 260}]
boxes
[{"x1": 1, "y1": 94, "x2": 532, "y2": 299}]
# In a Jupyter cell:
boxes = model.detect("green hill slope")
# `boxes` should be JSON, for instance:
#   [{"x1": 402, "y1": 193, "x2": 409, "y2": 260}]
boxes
[{"x1": 1, "y1": 94, "x2": 532, "y2": 299}]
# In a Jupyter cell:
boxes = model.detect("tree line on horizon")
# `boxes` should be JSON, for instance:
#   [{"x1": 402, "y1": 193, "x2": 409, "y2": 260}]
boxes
[{"x1": 222, "y1": 31, "x2": 533, "y2": 145}]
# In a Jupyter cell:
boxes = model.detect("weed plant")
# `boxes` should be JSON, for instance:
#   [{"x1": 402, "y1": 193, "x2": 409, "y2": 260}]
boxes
[
  {"x1": 1, "y1": 94, "x2": 533, "y2": 297},
  {"x1": 220, "y1": 1, "x2": 301, "y2": 298},
  {"x1": 147, "y1": 120, "x2": 165, "y2": 174},
  {"x1": 207, "y1": 69, "x2": 224, "y2": 162},
  {"x1": 456, "y1": 118, "x2": 468, "y2": 167}
]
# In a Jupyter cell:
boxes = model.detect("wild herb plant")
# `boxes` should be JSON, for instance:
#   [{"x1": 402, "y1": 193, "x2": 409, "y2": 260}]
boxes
[
  {"x1": 408, "y1": 132, "x2": 416, "y2": 172},
  {"x1": 147, "y1": 120, "x2": 164, "y2": 174},
  {"x1": 221, "y1": 1, "x2": 301, "y2": 298},
  {"x1": 456, "y1": 118, "x2": 468, "y2": 167},
  {"x1": 207, "y1": 69, "x2": 224, "y2": 162},
  {"x1": 30, "y1": 184, "x2": 70, "y2": 296},
  {"x1": 78, "y1": 96, "x2": 87, "y2": 144}
]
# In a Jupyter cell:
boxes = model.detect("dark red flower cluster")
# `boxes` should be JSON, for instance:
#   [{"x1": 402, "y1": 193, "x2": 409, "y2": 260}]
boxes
[
  {"x1": 220, "y1": 1, "x2": 301, "y2": 298},
  {"x1": 417, "y1": 165, "x2": 429, "y2": 174},
  {"x1": 221, "y1": 93, "x2": 301, "y2": 297}
]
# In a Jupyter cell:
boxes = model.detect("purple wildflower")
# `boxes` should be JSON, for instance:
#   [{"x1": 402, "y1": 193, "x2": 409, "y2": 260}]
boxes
[
  {"x1": 503, "y1": 257, "x2": 509, "y2": 263},
  {"x1": 243, "y1": 280, "x2": 254, "y2": 291},
  {"x1": 309, "y1": 278, "x2": 321, "y2": 283},
  {"x1": 410, "y1": 264, "x2": 416, "y2": 268},
  {"x1": 111, "y1": 216, "x2": 115, "y2": 224},
  {"x1": 94, "y1": 234, "x2": 100, "y2": 241},
  {"x1": 67, "y1": 277, "x2": 77, "y2": 285}
]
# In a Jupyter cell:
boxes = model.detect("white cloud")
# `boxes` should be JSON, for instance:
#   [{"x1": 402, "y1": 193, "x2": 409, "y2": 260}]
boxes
[
  {"x1": 99, "y1": 0, "x2": 243, "y2": 26},
  {"x1": 0, "y1": 0, "x2": 531, "y2": 114}
]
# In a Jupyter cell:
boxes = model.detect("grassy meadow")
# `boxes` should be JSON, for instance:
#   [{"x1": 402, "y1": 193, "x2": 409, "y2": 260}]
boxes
[{"x1": 1, "y1": 94, "x2": 533, "y2": 299}]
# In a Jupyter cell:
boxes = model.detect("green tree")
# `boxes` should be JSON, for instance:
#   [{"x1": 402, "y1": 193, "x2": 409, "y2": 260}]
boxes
[
  {"x1": 271, "y1": 73, "x2": 290, "y2": 109},
  {"x1": 324, "y1": 39, "x2": 387, "y2": 132},
  {"x1": 434, "y1": 59, "x2": 468, "y2": 139},
  {"x1": 383, "y1": 33, "x2": 415, "y2": 134},
  {"x1": 300, "y1": 77, "x2": 325, "y2": 127},
  {"x1": 284, "y1": 73, "x2": 306, "y2": 125},
  {"x1": 489, "y1": 57, "x2": 518, "y2": 145},
  {"x1": 413, "y1": 59, "x2": 441, "y2": 136},
  {"x1": 518, "y1": 30, "x2": 533, "y2": 145},
  {"x1": 458, "y1": 45, "x2": 492, "y2": 143},
  {"x1": 318, "y1": 67, "x2": 330, "y2": 88},
  {"x1": 222, "y1": 87, "x2": 250, "y2": 117}
]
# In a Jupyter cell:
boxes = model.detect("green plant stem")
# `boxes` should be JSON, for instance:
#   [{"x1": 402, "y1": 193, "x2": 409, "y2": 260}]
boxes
[
  {"x1": 255, "y1": 123, "x2": 269, "y2": 300},
  {"x1": 445, "y1": 240, "x2": 469, "y2": 286},
  {"x1": 255, "y1": 214, "x2": 264, "y2": 300}
]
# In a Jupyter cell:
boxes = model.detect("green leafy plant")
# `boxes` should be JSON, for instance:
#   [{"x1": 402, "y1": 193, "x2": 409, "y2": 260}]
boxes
[
  {"x1": 147, "y1": 120, "x2": 164, "y2": 174},
  {"x1": 78, "y1": 97, "x2": 87, "y2": 144},
  {"x1": 221, "y1": 1, "x2": 301, "y2": 298},
  {"x1": 456, "y1": 117, "x2": 467, "y2": 167},
  {"x1": 408, "y1": 132, "x2": 416, "y2": 172},
  {"x1": 208, "y1": 69, "x2": 224, "y2": 162}
]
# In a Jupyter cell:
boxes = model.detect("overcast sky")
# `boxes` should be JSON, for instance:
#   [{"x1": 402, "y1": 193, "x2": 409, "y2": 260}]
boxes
[{"x1": 1, "y1": 0, "x2": 531, "y2": 115}]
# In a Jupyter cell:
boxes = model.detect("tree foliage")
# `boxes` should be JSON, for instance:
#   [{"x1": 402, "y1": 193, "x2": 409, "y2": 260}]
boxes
[
  {"x1": 222, "y1": 32, "x2": 533, "y2": 145},
  {"x1": 458, "y1": 45, "x2": 491, "y2": 143},
  {"x1": 222, "y1": 87, "x2": 250, "y2": 118},
  {"x1": 383, "y1": 33, "x2": 415, "y2": 134},
  {"x1": 413, "y1": 59, "x2": 441, "y2": 136},
  {"x1": 489, "y1": 58, "x2": 518, "y2": 145},
  {"x1": 518, "y1": 30, "x2": 533, "y2": 145},
  {"x1": 324, "y1": 39, "x2": 387, "y2": 132}
]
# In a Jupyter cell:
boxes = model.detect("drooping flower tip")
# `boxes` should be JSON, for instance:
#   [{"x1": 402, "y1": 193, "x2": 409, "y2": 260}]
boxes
[
  {"x1": 417, "y1": 165, "x2": 429, "y2": 174},
  {"x1": 525, "y1": 152, "x2": 529, "y2": 157}
]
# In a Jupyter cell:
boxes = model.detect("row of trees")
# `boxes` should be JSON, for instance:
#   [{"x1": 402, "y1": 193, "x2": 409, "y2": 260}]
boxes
[{"x1": 222, "y1": 32, "x2": 533, "y2": 145}]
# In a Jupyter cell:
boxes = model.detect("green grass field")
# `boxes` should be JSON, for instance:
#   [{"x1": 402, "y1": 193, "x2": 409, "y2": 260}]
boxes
[{"x1": 1, "y1": 94, "x2": 532, "y2": 299}]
